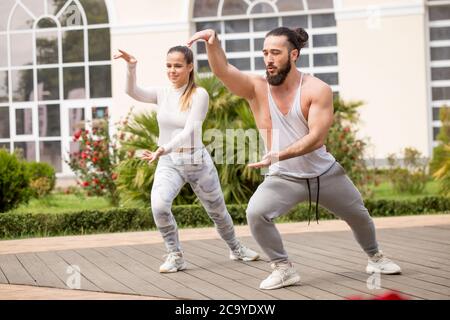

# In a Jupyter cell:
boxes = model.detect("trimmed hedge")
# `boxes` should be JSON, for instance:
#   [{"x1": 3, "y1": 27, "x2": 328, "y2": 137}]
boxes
[{"x1": 0, "y1": 196, "x2": 448, "y2": 239}]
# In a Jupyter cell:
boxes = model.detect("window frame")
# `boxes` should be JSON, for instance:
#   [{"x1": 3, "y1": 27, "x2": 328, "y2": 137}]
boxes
[
  {"x1": 192, "y1": 0, "x2": 340, "y2": 92},
  {"x1": 0, "y1": 0, "x2": 112, "y2": 177}
]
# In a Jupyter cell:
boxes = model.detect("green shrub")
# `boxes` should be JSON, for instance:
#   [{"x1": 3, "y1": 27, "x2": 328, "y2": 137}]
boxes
[
  {"x1": 387, "y1": 147, "x2": 429, "y2": 194},
  {"x1": 0, "y1": 150, "x2": 31, "y2": 213},
  {"x1": 0, "y1": 197, "x2": 448, "y2": 239},
  {"x1": 433, "y1": 144, "x2": 450, "y2": 197},
  {"x1": 26, "y1": 162, "x2": 56, "y2": 198},
  {"x1": 326, "y1": 98, "x2": 374, "y2": 198},
  {"x1": 430, "y1": 106, "x2": 450, "y2": 196}
]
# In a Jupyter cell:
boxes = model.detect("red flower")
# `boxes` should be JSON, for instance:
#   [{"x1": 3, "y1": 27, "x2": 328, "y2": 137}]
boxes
[
  {"x1": 344, "y1": 127, "x2": 350, "y2": 133},
  {"x1": 112, "y1": 173, "x2": 118, "y2": 180},
  {"x1": 73, "y1": 129, "x2": 82, "y2": 141},
  {"x1": 81, "y1": 152, "x2": 88, "y2": 159},
  {"x1": 92, "y1": 157, "x2": 98, "y2": 163},
  {"x1": 82, "y1": 181, "x2": 89, "y2": 187},
  {"x1": 93, "y1": 178, "x2": 100, "y2": 185}
]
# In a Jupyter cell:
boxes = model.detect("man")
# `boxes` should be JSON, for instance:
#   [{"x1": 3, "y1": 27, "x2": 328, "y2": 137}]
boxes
[{"x1": 187, "y1": 27, "x2": 401, "y2": 290}]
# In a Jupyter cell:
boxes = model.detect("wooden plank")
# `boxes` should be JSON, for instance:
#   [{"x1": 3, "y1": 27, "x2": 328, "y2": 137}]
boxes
[
  {"x1": 287, "y1": 233, "x2": 450, "y2": 287},
  {"x1": 75, "y1": 248, "x2": 173, "y2": 299},
  {"x1": 390, "y1": 226, "x2": 450, "y2": 245},
  {"x1": 116, "y1": 245, "x2": 241, "y2": 300},
  {"x1": 94, "y1": 246, "x2": 203, "y2": 299},
  {"x1": 168, "y1": 243, "x2": 279, "y2": 300},
  {"x1": 15, "y1": 253, "x2": 66, "y2": 289},
  {"x1": 277, "y1": 237, "x2": 450, "y2": 299},
  {"x1": 216, "y1": 237, "x2": 442, "y2": 300},
  {"x1": 307, "y1": 232, "x2": 450, "y2": 277},
  {"x1": 199, "y1": 238, "x2": 379, "y2": 300},
  {"x1": 0, "y1": 254, "x2": 36, "y2": 286},
  {"x1": 112, "y1": 246, "x2": 208, "y2": 300},
  {"x1": 0, "y1": 265, "x2": 8, "y2": 284},
  {"x1": 306, "y1": 232, "x2": 450, "y2": 270},
  {"x1": 57, "y1": 250, "x2": 136, "y2": 295},
  {"x1": 283, "y1": 238, "x2": 450, "y2": 296},
  {"x1": 134, "y1": 244, "x2": 269, "y2": 300},
  {"x1": 287, "y1": 251, "x2": 446, "y2": 299},
  {"x1": 36, "y1": 251, "x2": 101, "y2": 292},
  {"x1": 376, "y1": 231, "x2": 450, "y2": 257}
]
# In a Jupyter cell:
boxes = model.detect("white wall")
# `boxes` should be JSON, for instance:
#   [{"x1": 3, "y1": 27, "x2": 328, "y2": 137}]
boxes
[{"x1": 336, "y1": 0, "x2": 429, "y2": 161}]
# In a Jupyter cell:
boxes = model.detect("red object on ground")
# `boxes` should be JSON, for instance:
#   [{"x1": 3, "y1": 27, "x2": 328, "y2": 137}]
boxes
[{"x1": 348, "y1": 291, "x2": 408, "y2": 300}]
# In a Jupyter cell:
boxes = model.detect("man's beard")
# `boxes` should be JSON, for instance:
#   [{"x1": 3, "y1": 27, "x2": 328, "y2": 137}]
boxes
[{"x1": 266, "y1": 59, "x2": 291, "y2": 86}]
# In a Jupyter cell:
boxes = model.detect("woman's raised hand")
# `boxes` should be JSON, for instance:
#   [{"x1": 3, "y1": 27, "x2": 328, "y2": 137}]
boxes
[{"x1": 113, "y1": 49, "x2": 137, "y2": 64}]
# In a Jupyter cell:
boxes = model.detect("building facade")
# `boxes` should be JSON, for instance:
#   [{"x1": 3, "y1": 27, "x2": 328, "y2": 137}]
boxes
[{"x1": 0, "y1": 0, "x2": 445, "y2": 181}]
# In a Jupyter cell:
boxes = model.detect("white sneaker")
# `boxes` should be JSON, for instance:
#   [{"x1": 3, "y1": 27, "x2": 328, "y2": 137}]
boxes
[
  {"x1": 259, "y1": 261, "x2": 301, "y2": 290},
  {"x1": 230, "y1": 245, "x2": 260, "y2": 262},
  {"x1": 366, "y1": 251, "x2": 401, "y2": 275},
  {"x1": 159, "y1": 252, "x2": 187, "y2": 273}
]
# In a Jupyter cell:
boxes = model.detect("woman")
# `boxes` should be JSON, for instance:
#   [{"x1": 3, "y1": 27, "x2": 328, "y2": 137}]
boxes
[{"x1": 114, "y1": 46, "x2": 259, "y2": 273}]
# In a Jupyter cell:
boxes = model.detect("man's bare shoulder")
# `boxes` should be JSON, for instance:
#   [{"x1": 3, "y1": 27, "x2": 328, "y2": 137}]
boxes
[{"x1": 303, "y1": 73, "x2": 333, "y2": 98}]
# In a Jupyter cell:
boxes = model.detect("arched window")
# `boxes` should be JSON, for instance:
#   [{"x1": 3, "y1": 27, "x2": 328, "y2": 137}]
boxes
[
  {"x1": 427, "y1": 0, "x2": 450, "y2": 144},
  {"x1": 0, "y1": 0, "x2": 111, "y2": 175},
  {"x1": 192, "y1": 0, "x2": 339, "y2": 91}
]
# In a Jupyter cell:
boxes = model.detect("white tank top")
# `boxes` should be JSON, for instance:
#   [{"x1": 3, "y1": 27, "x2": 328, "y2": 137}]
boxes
[{"x1": 268, "y1": 73, "x2": 336, "y2": 179}]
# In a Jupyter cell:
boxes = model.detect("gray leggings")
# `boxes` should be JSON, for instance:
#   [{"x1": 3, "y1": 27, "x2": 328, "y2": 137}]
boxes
[
  {"x1": 151, "y1": 148, "x2": 240, "y2": 253},
  {"x1": 246, "y1": 162, "x2": 379, "y2": 263}
]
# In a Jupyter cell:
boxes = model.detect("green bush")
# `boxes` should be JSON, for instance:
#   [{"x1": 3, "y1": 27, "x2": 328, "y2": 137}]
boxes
[
  {"x1": 0, "y1": 150, "x2": 31, "y2": 213},
  {"x1": 387, "y1": 147, "x2": 429, "y2": 194},
  {"x1": 326, "y1": 98, "x2": 374, "y2": 198},
  {"x1": 26, "y1": 162, "x2": 56, "y2": 198},
  {"x1": 0, "y1": 197, "x2": 448, "y2": 239},
  {"x1": 430, "y1": 106, "x2": 450, "y2": 196},
  {"x1": 433, "y1": 144, "x2": 450, "y2": 197}
]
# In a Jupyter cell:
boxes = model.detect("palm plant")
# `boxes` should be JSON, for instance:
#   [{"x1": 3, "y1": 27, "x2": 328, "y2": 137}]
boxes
[
  {"x1": 198, "y1": 75, "x2": 264, "y2": 204},
  {"x1": 116, "y1": 75, "x2": 264, "y2": 206}
]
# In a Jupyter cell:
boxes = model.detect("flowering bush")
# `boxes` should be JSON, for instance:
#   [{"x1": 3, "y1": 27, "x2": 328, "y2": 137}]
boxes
[
  {"x1": 326, "y1": 98, "x2": 377, "y2": 198},
  {"x1": 67, "y1": 118, "x2": 124, "y2": 206}
]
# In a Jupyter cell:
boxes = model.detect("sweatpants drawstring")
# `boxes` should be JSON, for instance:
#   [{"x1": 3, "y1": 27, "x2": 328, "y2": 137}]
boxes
[{"x1": 306, "y1": 177, "x2": 321, "y2": 225}]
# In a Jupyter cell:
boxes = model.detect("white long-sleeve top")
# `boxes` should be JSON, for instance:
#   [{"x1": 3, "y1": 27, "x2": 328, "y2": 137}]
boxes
[{"x1": 126, "y1": 62, "x2": 208, "y2": 154}]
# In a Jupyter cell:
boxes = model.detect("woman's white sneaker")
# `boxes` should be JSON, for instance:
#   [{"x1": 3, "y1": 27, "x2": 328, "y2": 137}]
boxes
[
  {"x1": 366, "y1": 251, "x2": 401, "y2": 275},
  {"x1": 159, "y1": 252, "x2": 187, "y2": 273},
  {"x1": 259, "y1": 261, "x2": 301, "y2": 290},
  {"x1": 230, "y1": 245, "x2": 260, "y2": 261}
]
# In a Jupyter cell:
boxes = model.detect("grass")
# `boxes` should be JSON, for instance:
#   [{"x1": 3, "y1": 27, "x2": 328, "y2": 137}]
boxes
[
  {"x1": 8, "y1": 194, "x2": 114, "y2": 214},
  {"x1": 370, "y1": 180, "x2": 441, "y2": 201},
  {"x1": 5, "y1": 180, "x2": 443, "y2": 215}
]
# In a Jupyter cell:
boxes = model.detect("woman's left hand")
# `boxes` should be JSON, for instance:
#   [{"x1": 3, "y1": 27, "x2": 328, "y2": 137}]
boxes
[{"x1": 142, "y1": 147, "x2": 165, "y2": 164}]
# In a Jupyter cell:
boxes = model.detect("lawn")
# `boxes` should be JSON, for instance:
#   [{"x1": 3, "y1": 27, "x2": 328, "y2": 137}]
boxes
[
  {"x1": 9, "y1": 194, "x2": 114, "y2": 214},
  {"x1": 6, "y1": 180, "x2": 443, "y2": 215},
  {"x1": 369, "y1": 180, "x2": 441, "y2": 201}
]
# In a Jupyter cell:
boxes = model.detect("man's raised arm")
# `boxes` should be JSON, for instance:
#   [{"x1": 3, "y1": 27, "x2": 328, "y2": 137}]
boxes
[{"x1": 188, "y1": 29, "x2": 256, "y2": 101}]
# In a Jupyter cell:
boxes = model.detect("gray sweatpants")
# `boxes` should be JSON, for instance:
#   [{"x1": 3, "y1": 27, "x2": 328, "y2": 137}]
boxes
[
  {"x1": 151, "y1": 147, "x2": 240, "y2": 253},
  {"x1": 246, "y1": 162, "x2": 379, "y2": 263}
]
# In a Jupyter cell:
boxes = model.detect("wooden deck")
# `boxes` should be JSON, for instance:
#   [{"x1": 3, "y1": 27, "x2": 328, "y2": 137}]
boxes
[{"x1": 0, "y1": 224, "x2": 449, "y2": 300}]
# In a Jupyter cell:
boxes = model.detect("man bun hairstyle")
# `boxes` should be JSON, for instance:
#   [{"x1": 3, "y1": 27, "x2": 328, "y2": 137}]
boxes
[{"x1": 266, "y1": 27, "x2": 309, "y2": 59}]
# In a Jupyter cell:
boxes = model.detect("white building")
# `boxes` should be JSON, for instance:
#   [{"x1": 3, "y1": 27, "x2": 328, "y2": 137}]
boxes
[{"x1": 0, "y1": 0, "x2": 446, "y2": 183}]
